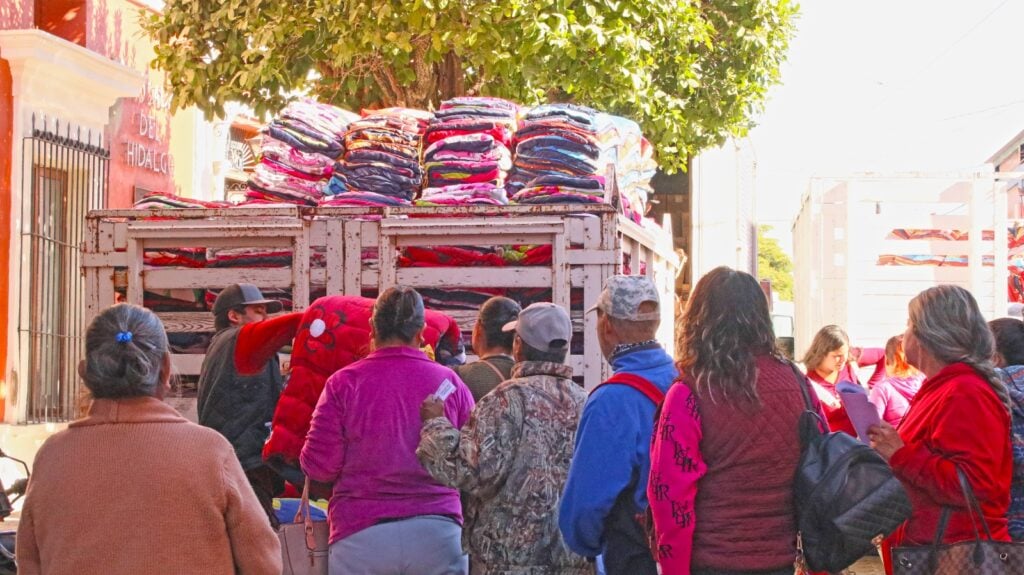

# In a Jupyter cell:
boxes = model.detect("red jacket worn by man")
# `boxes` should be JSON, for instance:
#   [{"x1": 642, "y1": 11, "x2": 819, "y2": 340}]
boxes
[{"x1": 197, "y1": 283, "x2": 304, "y2": 527}]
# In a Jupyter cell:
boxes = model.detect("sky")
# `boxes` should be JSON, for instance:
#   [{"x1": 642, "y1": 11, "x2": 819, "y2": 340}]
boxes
[{"x1": 751, "y1": 0, "x2": 1024, "y2": 251}]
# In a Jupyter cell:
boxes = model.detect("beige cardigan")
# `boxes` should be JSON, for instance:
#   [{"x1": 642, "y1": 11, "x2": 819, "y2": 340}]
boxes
[{"x1": 16, "y1": 396, "x2": 282, "y2": 575}]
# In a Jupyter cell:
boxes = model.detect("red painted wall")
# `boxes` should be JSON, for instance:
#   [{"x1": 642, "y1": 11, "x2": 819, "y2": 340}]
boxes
[
  {"x1": 35, "y1": 0, "x2": 87, "y2": 46},
  {"x1": 0, "y1": 58, "x2": 13, "y2": 421},
  {"x1": 106, "y1": 87, "x2": 174, "y2": 208}
]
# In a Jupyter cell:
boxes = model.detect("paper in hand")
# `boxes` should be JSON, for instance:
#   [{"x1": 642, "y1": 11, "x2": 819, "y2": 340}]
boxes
[
  {"x1": 836, "y1": 380, "x2": 880, "y2": 444},
  {"x1": 434, "y1": 378, "x2": 456, "y2": 402}
]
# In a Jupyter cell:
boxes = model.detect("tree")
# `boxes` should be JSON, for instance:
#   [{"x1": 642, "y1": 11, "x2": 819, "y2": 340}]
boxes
[
  {"x1": 758, "y1": 225, "x2": 793, "y2": 301},
  {"x1": 143, "y1": 0, "x2": 796, "y2": 173}
]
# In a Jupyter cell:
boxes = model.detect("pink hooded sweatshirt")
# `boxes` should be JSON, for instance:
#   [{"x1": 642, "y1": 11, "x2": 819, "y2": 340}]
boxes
[{"x1": 869, "y1": 373, "x2": 924, "y2": 427}]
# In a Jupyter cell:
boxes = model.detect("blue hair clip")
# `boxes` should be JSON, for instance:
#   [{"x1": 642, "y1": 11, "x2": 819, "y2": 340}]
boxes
[{"x1": 116, "y1": 331, "x2": 133, "y2": 344}]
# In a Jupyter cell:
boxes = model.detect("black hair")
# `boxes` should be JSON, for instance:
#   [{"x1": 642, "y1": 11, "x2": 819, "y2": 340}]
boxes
[
  {"x1": 214, "y1": 305, "x2": 247, "y2": 332},
  {"x1": 519, "y1": 338, "x2": 568, "y2": 364},
  {"x1": 83, "y1": 304, "x2": 168, "y2": 398},
  {"x1": 372, "y1": 286, "x2": 426, "y2": 344},
  {"x1": 990, "y1": 317, "x2": 1024, "y2": 366},
  {"x1": 478, "y1": 297, "x2": 521, "y2": 351}
]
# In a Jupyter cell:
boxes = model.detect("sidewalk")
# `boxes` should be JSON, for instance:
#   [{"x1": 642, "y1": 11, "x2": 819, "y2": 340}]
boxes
[{"x1": 848, "y1": 555, "x2": 885, "y2": 575}]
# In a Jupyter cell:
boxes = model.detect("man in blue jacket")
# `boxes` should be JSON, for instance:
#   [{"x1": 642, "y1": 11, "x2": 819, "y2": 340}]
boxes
[{"x1": 559, "y1": 275, "x2": 677, "y2": 575}]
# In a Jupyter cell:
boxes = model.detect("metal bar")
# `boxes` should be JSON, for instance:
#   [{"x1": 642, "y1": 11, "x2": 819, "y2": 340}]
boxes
[
  {"x1": 14, "y1": 118, "x2": 111, "y2": 422},
  {"x1": 67, "y1": 124, "x2": 82, "y2": 418}
]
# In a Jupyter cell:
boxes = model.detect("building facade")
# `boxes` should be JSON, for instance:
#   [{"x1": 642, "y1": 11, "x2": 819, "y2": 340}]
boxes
[{"x1": 0, "y1": 0, "x2": 223, "y2": 429}]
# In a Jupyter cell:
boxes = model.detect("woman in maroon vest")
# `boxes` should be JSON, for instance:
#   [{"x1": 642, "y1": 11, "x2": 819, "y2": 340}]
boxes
[{"x1": 648, "y1": 266, "x2": 817, "y2": 575}]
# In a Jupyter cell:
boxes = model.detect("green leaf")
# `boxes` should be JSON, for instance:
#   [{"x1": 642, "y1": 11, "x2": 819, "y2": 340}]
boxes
[{"x1": 142, "y1": 0, "x2": 797, "y2": 169}]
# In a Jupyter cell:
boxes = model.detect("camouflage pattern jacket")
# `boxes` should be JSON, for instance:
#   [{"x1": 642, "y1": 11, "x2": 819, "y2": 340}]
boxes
[{"x1": 418, "y1": 361, "x2": 592, "y2": 575}]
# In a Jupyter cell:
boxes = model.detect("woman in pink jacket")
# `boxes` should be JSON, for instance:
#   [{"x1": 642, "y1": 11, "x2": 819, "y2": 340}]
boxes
[
  {"x1": 648, "y1": 267, "x2": 818, "y2": 575},
  {"x1": 868, "y1": 335, "x2": 924, "y2": 427},
  {"x1": 300, "y1": 287, "x2": 475, "y2": 575}
]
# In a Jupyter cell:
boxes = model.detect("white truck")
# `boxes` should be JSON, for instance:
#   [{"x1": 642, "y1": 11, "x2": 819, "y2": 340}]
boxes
[
  {"x1": 792, "y1": 171, "x2": 1019, "y2": 354},
  {"x1": 83, "y1": 202, "x2": 679, "y2": 397}
]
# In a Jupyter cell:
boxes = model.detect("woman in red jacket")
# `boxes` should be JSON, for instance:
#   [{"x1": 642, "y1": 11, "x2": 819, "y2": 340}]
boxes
[{"x1": 868, "y1": 285, "x2": 1013, "y2": 572}]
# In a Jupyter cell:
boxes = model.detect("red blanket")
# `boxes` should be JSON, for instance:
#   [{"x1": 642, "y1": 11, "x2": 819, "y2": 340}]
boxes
[{"x1": 263, "y1": 295, "x2": 464, "y2": 473}]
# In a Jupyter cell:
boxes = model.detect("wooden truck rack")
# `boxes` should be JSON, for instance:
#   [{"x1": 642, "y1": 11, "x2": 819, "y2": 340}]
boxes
[{"x1": 84, "y1": 204, "x2": 679, "y2": 389}]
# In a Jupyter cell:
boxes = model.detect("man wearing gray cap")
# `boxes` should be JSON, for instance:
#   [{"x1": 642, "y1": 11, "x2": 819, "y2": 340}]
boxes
[
  {"x1": 560, "y1": 275, "x2": 678, "y2": 575},
  {"x1": 417, "y1": 302, "x2": 589, "y2": 574},
  {"x1": 197, "y1": 283, "x2": 304, "y2": 527}
]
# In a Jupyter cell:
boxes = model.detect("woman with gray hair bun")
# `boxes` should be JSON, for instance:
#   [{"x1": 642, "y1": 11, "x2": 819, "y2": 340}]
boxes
[
  {"x1": 302, "y1": 287, "x2": 475, "y2": 575},
  {"x1": 868, "y1": 285, "x2": 1013, "y2": 571},
  {"x1": 16, "y1": 304, "x2": 281, "y2": 575}
]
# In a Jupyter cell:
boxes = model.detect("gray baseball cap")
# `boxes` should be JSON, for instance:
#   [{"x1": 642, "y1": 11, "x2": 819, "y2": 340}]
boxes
[
  {"x1": 587, "y1": 275, "x2": 661, "y2": 321},
  {"x1": 502, "y1": 302, "x2": 572, "y2": 352},
  {"x1": 212, "y1": 283, "x2": 283, "y2": 316}
]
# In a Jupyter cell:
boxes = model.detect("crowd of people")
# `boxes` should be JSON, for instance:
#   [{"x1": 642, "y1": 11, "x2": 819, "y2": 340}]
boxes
[{"x1": 11, "y1": 268, "x2": 1024, "y2": 575}]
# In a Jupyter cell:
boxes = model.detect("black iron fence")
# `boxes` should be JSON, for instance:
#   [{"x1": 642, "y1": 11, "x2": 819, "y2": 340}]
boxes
[{"x1": 18, "y1": 115, "x2": 109, "y2": 423}]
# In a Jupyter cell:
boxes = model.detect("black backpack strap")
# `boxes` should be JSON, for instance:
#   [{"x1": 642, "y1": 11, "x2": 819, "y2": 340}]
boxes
[
  {"x1": 787, "y1": 361, "x2": 825, "y2": 446},
  {"x1": 789, "y1": 361, "x2": 815, "y2": 411}
]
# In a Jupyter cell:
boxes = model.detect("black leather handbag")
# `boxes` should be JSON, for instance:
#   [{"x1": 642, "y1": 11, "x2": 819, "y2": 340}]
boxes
[
  {"x1": 790, "y1": 364, "x2": 912, "y2": 573},
  {"x1": 892, "y1": 468, "x2": 1024, "y2": 574}
]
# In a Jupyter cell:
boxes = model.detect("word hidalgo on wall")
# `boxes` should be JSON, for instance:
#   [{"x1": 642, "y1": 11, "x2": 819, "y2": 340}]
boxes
[{"x1": 122, "y1": 83, "x2": 173, "y2": 175}]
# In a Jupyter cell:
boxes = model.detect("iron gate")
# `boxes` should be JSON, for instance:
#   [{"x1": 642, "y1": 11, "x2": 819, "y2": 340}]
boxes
[{"x1": 18, "y1": 115, "x2": 109, "y2": 423}]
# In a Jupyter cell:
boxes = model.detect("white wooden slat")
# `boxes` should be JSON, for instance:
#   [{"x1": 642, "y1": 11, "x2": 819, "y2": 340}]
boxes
[
  {"x1": 97, "y1": 220, "x2": 116, "y2": 253},
  {"x1": 142, "y1": 268, "x2": 292, "y2": 289},
  {"x1": 394, "y1": 233, "x2": 564, "y2": 247},
  {"x1": 81, "y1": 252, "x2": 129, "y2": 268},
  {"x1": 552, "y1": 232, "x2": 570, "y2": 310},
  {"x1": 126, "y1": 238, "x2": 144, "y2": 306},
  {"x1": 90, "y1": 207, "x2": 303, "y2": 219},
  {"x1": 397, "y1": 267, "x2": 552, "y2": 289},
  {"x1": 308, "y1": 220, "x2": 327, "y2": 246},
  {"x1": 381, "y1": 217, "x2": 564, "y2": 234},
  {"x1": 377, "y1": 226, "x2": 397, "y2": 292},
  {"x1": 565, "y1": 250, "x2": 619, "y2": 265},
  {"x1": 112, "y1": 222, "x2": 127, "y2": 251},
  {"x1": 325, "y1": 219, "x2": 344, "y2": 294},
  {"x1": 343, "y1": 220, "x2": 363, "y2": 295},
  {"x1": 126, "y1": 223, "x2": 304, "y2": 237},
  {"x1": 128, "y1": 237, "x2": 299, "y2": 250},
  {"x1": 292, "y1": 227, "x2": 311, "y2": 310},
  {"x1": 581, "y1": 263, "x2": 604, "y2": 390}
]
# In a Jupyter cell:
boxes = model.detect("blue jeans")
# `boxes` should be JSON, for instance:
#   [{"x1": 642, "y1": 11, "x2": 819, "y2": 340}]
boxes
[{"x1": 328, "y1": 515, "x2": 468, "y2": 575}]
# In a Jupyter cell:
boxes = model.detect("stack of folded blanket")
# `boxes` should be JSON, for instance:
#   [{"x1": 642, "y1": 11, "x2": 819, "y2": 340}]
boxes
[
  {"x1": 247, "y1": 100, "x2": 357, "y2": 205},
  {"x1": 507, "y1": 104, "x2": 657, "y2": 217},
  {"x1": 507, "y1": 104, "x2": 608, "y2": 205},
  {"x1": 597, "y1": 115, "x2": 656, "y2": 222},
  {"x1": 133, "y1": 192, "x2": 229, "y2": 210},
  {"x1": 419, "y1": 97, "x2": 517, "y2": 205},
  {"x1": 326, "y1": 108, "x2": 431, "y2": 205}
]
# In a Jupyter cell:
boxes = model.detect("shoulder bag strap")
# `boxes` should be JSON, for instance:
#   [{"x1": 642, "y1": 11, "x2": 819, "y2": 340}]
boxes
[
  {"x1": 591, "y1": 372, "x2": 665, "y2": 404},
  {"x1": 293, "y1": 478, "x2": 319, "y2": 552},
  {"x1": 955, "y1": 466, "x2": 994, "y2": 541},
  {"x1": 478, "y1": 358, "x2": 508, "y2": 383}
]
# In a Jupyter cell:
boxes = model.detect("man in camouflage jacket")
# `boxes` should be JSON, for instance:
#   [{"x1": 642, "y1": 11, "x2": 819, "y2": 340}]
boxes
[{"x1": 418, "y1": 303, "x2": 591, "y2": 575}]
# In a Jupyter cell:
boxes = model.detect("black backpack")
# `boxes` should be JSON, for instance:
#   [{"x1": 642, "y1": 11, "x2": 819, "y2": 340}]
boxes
[{"x1": 790, "y1": 364, "x2": 913, "y2": 573}]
